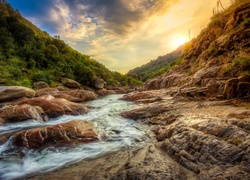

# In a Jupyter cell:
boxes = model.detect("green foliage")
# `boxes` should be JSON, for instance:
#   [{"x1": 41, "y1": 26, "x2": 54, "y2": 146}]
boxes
[
  {"x1": 223, "y1": 55, "x2": 250, "y2": 76},
  {"x1": 0, "y1": 1, "x2": 142, "y2": 88},
  {"x1": 127, "y1": 47, "x2": 183, "y2": 82}
]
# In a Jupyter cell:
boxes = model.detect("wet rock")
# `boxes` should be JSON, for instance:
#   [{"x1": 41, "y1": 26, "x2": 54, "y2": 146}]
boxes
[
  {"x1": 61, "y1": 78, "x2": 81, "y2": 89},
  {"x1": 0, "y1": 86, "x2": 35, "y2": 102},
  {"x1": 0, "y1": 117, "x2": 4, "y2": 126},
  {"x1": 0, "y1": 104, "x2": 48, "y2": 123},
  {"x1": 14, "y1": 95, "x2": 89, "y2": 118},
  {"x1": 35, "y1": 88, "x2": 97, "y2": 102},
  {"x1": 13, "y1": 120, "x2": 98, "y2": 148},
  {"x1": 95, "y1": 89, "x2": 116, "y2": 96},
  {"x1": 54, "y1": 90, "x2": 97, "y2": 102},
  {"x1": 93, "y1": 77, "x2": 106, "y2": 89},
  {"x1": 32, "y1": 81, "x2": 49, "y2": 89}
]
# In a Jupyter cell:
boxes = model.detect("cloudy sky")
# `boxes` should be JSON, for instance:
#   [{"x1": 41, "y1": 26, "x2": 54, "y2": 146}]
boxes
[{"x1": 8, "y1": 0, "x2": 231, "y2": 73}]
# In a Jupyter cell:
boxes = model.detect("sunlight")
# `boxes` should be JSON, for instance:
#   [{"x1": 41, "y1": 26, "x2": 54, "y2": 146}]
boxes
[{"x1": 171, "y1": 36, "x2": 189, "y2": 49}]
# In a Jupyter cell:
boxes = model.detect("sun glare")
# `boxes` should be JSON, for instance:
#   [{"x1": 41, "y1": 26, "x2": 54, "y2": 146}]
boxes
[{"x1": 171, "y1": 37, "x2": 189, "y2": 49}]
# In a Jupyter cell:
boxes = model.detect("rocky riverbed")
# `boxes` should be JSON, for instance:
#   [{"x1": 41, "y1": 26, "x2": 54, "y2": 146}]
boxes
[{"x1": 20, "y1": 89, "x2": 250, "y2": 180}]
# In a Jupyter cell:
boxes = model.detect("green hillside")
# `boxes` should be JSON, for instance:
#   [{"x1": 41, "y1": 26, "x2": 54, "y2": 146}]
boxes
[
  {"x1": 0, "y1": 1, "x2": 142, "y2": 87},
  {"x1": 127, "y1": 45, "x2": 184, "y2": 82}
]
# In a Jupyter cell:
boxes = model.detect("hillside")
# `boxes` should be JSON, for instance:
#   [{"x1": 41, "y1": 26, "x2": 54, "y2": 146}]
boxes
[
  {"x1": 144, "y1": 0, "x2": 250, "y2": 99},
  {"x1": 127, "y1": 45, "x2": 184, "y2": 82},
  {"x1": 0, "y1": 1, "x2": 142, "y2": 88}
]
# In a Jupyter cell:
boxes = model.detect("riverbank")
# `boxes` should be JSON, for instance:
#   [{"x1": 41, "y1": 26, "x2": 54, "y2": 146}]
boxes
[{"x1": 23, "y1": 89, "x2": 250, "y2": 179}]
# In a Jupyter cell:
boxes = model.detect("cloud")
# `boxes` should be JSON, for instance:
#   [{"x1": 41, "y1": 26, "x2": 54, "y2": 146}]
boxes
[
  {"x1": 45, "y1": 0, "x2": 177, "y2": 36},
  {"x1": 11, "y1": 0, "x2": 232, "y2": 73}
]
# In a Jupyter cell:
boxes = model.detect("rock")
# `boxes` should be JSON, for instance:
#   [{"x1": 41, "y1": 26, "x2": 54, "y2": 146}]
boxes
[
  {"x1": 0, "y1": 104, "x2": 48, "y2": 123},
  {"x1": 55, "y1": 90, "x2": 97, "y2": 102},
  {"x1": 0, "y1": 86, "x2": 35, "y2": 102},
  {"x1": 13, "y1": 120, "x2": 98, "y2": 149},
  {"x1": 223, "y1": 77, "x2": 250, "y2": 99},
  {"x1": 144, "y1": 73, "x2": 184, "y2": 90},
  {"x1": 175, "y1": 87, "x2": 208, "y2": 98},
  {"x1": 14, "y1": 95, "x2": 89, "y2": 118},
  {"x1": 121, "y1": 91, "x2": 163, "y2": 103},
  {"x1": 237, "y1": 82, "x2": 250, "y2": 98},
  {"x1": 193, "y1": 66, "x2": 221, "y2": 79},
  {"x1": 32, "y1": 81, "x2": 49, "y2": 89},
  {"x1": 95, "y1": 89, "x2": 116, "y2": 96},
  {"x1": 223, "y1": 78, "x2": 238, "y2": 99},
  {"x1": 121, "y1": 103, "x2": 174, "y2": 120},
  {"x1": 35, "y1": 88, "x2": 59, "y2": 97},
  {"x1": 61, "y1": 78, "x2": 81, "y2": 89},
  {"x1": 0, "y1": 117, "x2": 4, "y2": 126},
  {"x1": 93, "y1": 77, "x2": 106, "y2": 89},
  {"x1": 35, "y1": 88, "x2": 97, "y2": 102}
]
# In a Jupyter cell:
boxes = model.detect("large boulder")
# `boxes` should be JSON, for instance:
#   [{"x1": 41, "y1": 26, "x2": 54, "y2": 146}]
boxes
[
  {"x1": 13, "y1": 120, "x2": 98, "y2": 148},
  {"x1": 14, "y1": 95, "x2": 89, "y2": 118},
  {"x1": 35, "y1": 88, "x2": 59, "y2": 97},
  {"x1": 35, "y1": 88, "x2": 97, "y2": 102},
  {"x1": 95, "y1": 89, "x2": 116, "y2": 96},
  {"x1": 93, "y1": 77, "x2": 106, "y2": 89},
  {"x1": 0, "y1": 86, "x2": 35, "y2": 102},
  {"x1": 32, "y1": 81, "x2": 49, "y2": 89},
  {"x1": 0, "y1": 104, "x2": 48, "y2": 124},
  {"x1": 54, "y1": 90, "x2": 97, "y2": 102},
  {"x1": 61, "y1": 78, "x2": 81, "y2": 89}
]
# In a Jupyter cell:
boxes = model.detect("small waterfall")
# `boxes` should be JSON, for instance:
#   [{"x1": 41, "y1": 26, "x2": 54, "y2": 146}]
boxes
[{"x1": 0, "y1": 94, "x2": 149, "y2": 180}]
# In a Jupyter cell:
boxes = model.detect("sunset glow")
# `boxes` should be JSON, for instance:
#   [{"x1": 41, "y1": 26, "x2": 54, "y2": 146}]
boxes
[
  {"x1": 8, "y1": 0, "x2": 231, "y2": 73},
  {"x1": 171, "y1": 36, "x2": 189, "y2": 49}
]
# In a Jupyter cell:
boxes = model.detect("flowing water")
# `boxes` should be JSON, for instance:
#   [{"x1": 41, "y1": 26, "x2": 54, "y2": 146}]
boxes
[{"x1": 0, "y1": 94, "x2": 150, "y2": 180}]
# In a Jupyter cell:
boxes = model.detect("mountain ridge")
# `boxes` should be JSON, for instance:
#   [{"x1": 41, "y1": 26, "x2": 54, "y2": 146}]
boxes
[
  {"x1": 0, "y1": 1, "x2": 142, "y2": 88},
  {"x1": 142, "y1": 0, "x2": 250, "y2": 99}
]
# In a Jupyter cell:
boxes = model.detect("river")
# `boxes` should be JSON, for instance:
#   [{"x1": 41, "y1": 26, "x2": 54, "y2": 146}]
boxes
[{"x1": 0, "y1": 94, "x2": 150, "y2": 180}]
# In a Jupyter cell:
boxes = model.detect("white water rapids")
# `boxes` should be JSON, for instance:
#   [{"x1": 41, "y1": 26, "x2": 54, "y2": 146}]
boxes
[{"x1": 0, "y1": 94, "x2": 150, "y2": 180}]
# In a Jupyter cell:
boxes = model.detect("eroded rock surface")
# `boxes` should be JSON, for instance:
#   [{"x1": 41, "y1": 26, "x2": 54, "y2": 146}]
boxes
[
  {"x1": 121, "y1": 90, "x2": 250, "y2": 179},
  {"x1": 14, "y1": 95, "x2": 89, "y2": 118},
  {"x1": 14, "y1": 120, "x2": 98, "y2": 149},
  {"x1": 0, "y1": 104, "x2": 48, "y2": 123},
  {"x1": 0, "y1": 86, "x2": 35, "y2": 102}
]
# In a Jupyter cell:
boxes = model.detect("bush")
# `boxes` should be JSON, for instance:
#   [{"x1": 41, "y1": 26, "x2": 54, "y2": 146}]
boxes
[{"x1": 31, "y1": 72, "x2": 54, "y2": 84}]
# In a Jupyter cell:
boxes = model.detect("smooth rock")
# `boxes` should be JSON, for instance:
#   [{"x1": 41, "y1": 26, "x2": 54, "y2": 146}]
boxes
[
  {"x1": 0, "y1": 104, "x2": 48, "y2": 123},
  {"x1": 14, "y1": 95, "x2": 89, "y2": 118},
  {"x1": 0, "y1": 86, "x2": 35, "y2": 102},
  {"x1": 93, "y1": 77, "x2": 106, "y2": 89},
  {"x1": 61, "y1": 78, "x2": 81, "y2": 89},
  {"x1": 95, "y1": 89, "x2": 116, "y2": 96},
  {"x1": 55, "y1": 90, "x2": 97, "y2": 102},
  {"x1": 13, "y1": 120, "x2": 98, "y2": 148}
]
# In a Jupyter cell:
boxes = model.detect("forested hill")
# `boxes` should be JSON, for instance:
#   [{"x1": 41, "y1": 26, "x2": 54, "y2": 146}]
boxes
[
  {"x1": 0, "y1": 1, "x2": 142, "y2": 87},
  {"x1": 127, "y1": 45, "x2": 184, "y2": 82}
]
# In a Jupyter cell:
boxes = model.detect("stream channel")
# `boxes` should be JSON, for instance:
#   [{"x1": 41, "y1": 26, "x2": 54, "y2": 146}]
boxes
[{"x1": 0, "y1": 94, "x2": 150, "y2": 180}]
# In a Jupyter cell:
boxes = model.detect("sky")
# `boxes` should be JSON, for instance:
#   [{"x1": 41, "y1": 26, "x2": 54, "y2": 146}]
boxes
[{"x1": 8, "y1": 0, "x2": 231, "y2": 74}]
